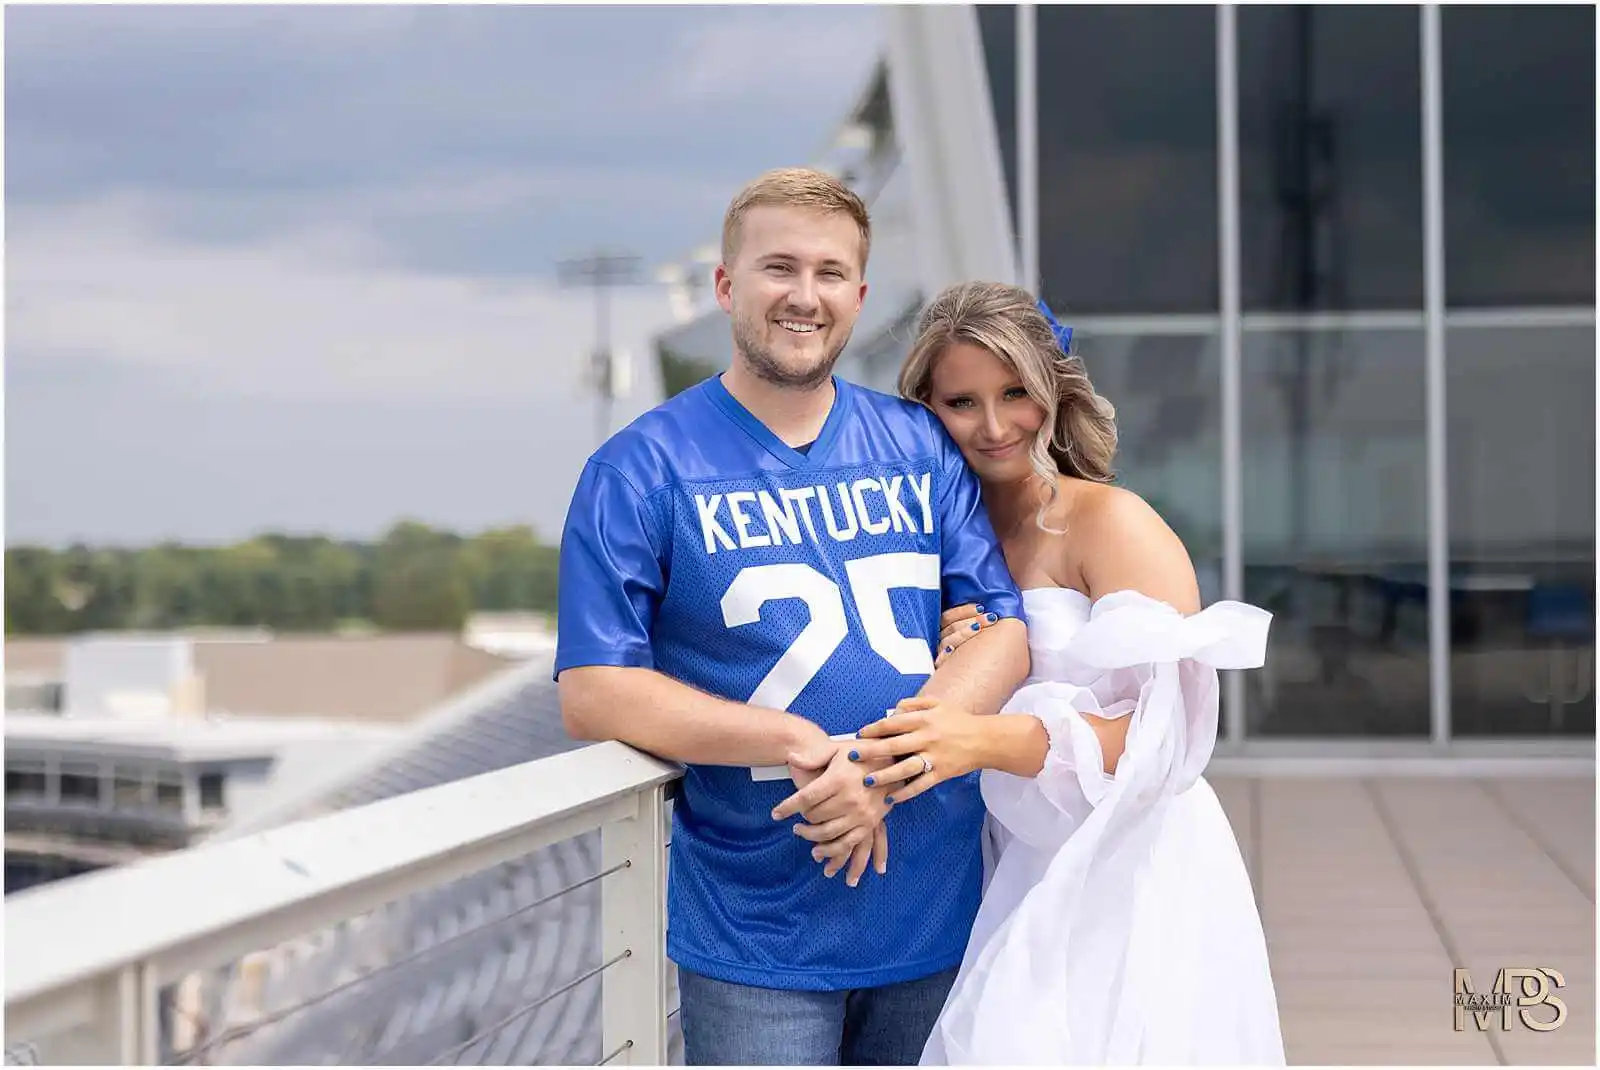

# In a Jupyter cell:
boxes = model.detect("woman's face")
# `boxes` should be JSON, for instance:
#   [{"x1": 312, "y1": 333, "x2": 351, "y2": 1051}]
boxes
[{"x1": 926, "y1": 341, "x2": 1048, "y2": 485}]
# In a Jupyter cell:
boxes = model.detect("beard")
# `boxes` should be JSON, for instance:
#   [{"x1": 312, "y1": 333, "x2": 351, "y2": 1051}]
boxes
[{"x1": 732, "y1": 308, "x2": 852, "y2": 390}]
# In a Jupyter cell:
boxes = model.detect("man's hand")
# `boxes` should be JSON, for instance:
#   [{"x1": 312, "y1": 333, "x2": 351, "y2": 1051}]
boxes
[
  {"x1": 778, "y1": 741, "x2": 892, "y2": 887},
  {"x1": 785, "y1": 728, "x2": 838, "y2": 777}
]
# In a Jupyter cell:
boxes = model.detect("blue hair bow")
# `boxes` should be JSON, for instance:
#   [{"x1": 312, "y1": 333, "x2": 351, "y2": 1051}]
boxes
[{"x1": 1036, "y1": 298, "x2": 1073, "y2": 354}]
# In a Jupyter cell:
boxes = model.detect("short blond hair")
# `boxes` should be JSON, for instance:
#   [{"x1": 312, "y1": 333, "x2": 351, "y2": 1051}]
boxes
[{"x1": 721, "y1": 167, "x2": 872, "y2": 273}]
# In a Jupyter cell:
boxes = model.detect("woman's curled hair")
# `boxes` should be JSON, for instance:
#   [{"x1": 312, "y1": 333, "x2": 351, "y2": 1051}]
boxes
[{"x1": 898, "y1": 280, "x2": 1117, "y2": 531}]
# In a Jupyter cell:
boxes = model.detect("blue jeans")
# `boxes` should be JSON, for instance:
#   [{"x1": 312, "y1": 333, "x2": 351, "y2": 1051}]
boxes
[{"x1": 677, "y1": 966, "x2": 958, "y2": 1065}]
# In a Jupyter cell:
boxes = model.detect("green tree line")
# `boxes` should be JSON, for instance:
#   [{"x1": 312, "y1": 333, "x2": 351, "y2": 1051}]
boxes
[{"x1": 4, "y1": 521, "x2": 560, "y2": 636}]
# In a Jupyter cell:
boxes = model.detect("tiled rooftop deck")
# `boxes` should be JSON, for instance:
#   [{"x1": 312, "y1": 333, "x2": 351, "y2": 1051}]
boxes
[{"x1": 1211, "y1": 774, "x2": 1596, "y2": 1066}]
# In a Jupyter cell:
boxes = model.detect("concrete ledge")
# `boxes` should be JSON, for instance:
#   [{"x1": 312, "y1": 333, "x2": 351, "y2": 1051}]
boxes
[{"x1": 1209, "y1": 756, "x2": 1595, "y2": 777}]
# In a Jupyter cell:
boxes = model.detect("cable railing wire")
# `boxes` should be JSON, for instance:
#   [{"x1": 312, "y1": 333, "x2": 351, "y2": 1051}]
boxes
[
  {"x1": 167, "y1": 859, "x2": 633, "y2": 1065},
  {"x1": 422, "y1": 950, "x2": 633, "y2": 1066},
  {"x1": 595, "y1": 1039, "x2": 634, "y2": 1065},
  {"x1": 597, "y1": 1005, "x2": 676, "y2": 1064}
]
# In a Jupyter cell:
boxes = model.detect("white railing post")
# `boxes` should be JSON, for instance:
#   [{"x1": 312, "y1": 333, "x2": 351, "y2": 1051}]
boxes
[
  {"x1": 39, "y1": 964, "x2": 159, "y2": 1066},
  {"x1": 601, "y1": 783, "x2": 669, "y2": 1064}
]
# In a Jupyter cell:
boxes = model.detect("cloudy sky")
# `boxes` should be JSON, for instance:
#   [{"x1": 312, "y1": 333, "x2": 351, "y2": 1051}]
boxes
[{"x1": 6, "y1": 5, "x2": 885, "y2": 547}]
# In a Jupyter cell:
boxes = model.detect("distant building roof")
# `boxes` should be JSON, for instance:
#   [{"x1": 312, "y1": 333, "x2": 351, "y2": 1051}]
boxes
[
  {"x1": 216, "y1": 652, "x2": 582, "y2": 837},
  {"x1": 195, "y1": 633, "x2": 513, "y2": 722},
  {"x1": 462, "y1": 611, "x2": 558, "y2": 659},
  {"x1": 3, "y1": 711, "x2": 400, "y2": 765},
  {"x1": 5, "y1": 638, "x2": 65, "y2": 681},
  {"x1": 5, "y1": 633, "x2": 515, "y2": 724},
  {"x1": 3, "y1": 711, "x2": 408, "y2": 842}
]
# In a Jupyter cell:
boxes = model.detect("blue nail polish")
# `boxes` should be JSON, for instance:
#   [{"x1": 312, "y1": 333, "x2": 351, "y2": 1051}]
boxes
[
  {"x1": 943, "y1": 645, "x2": 953, "y2": 654},
  {"x1": 975, "y1": 604, "x2": 985, "y2": 614},
  {"x1": 885, "y1": 795, "x2": 896, "y2": 805},
  {"x1": 864, "y1": 775, "x2": 875, "y2": 786},
  {"x1": 986, "y1": 612, "x2": 998, "y2": 623},
  {"x1": 970, "y1": 622, "x2": 980, "y2": 631},
  {"x1": 848, "y1": 749, "x2": 859, "y2": 761}
]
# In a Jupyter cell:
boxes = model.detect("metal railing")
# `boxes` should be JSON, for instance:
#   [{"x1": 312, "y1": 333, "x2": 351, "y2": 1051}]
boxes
[{"x1": 4, "y1": 742, "x2": 682, "y2": 1066}]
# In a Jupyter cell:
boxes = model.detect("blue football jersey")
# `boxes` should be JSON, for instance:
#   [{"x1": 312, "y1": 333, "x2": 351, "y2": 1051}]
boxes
[{"x1": 555, "y1": 375, "x2": 1024, "y2": 991}]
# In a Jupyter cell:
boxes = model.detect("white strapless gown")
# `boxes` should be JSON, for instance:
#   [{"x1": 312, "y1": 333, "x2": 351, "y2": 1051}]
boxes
[{"x1": 922, "y1": 588, "x2": 1285, "y2": 1065}]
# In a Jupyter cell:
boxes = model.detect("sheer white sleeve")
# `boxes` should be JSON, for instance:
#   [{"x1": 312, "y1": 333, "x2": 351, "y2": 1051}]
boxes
[{"x1": 979, "y1": 591, "x2": 1270, "y2": 851}]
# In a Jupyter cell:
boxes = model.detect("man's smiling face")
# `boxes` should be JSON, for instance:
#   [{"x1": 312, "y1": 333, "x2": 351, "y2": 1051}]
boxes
[{"x1": 716, "y1": 204, "x2": 867, "y2": 389}]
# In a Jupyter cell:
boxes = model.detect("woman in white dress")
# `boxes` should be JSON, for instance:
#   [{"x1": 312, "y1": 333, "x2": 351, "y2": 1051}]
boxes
[{"x1": 849, "y1": 281, "x2": 1285, "y2": 1065}]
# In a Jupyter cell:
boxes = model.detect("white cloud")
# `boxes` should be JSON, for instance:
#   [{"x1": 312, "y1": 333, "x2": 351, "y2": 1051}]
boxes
[
  {"x1": 667, "y1": 8, "x2": 886, "y2": 112},
  {"x1": 180, "y1": 164, "x2": 736, "y2": 231},
  {"x1": 7, "y1": 193, "x2": 686, "y2": 404},
  {"x1": 2, "y1": 4, "x2": 883, "y2": 544},
  {"x1": 6, "y1": 6, "x2": 429, "y2": 69}
]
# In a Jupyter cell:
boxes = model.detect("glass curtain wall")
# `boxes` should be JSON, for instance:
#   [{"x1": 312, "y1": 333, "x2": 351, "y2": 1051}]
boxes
[
  {"x1": 1440, "y1": 5, "x2": 1595, "y2": 738},
  {"x1": 993, "y1": 3, "x2": 1595, "y2": 743},
  {"x1": 1236, "y1": 5, "x2": 1430, "y2": 737}
]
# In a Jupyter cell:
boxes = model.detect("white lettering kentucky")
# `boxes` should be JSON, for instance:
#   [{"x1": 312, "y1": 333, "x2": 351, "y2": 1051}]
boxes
[{"x1": 695, "y1": 472, "x2": 934, "y2": 554}]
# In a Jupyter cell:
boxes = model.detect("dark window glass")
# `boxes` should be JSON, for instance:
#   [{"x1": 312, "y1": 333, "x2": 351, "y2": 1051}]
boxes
[
  {"x1": 1447, "y1": 325, "x2": 1595, "y2": 736},
  {"x1": 1241, "y1": 327, "x2": 1430, "y2": 736},
  {"x1": 5, "y1": 769, "x2": 47, "y2": 798},
  {"x1": 155, "y1": 779, "x2": 184, "y2": 812},
  {"x1": 1077, "y1": 330, "x2": 1233, "y2": 735},
  {"x1": 977, "y1": 5, "x2": 1019, "y2": 248},
  {"x1": 1238, "y1": 6, "x2": 1423, "y2": 312},
  {"x1": 113, "y1": 768, "x2": 144, "y2": 808},
  {"x1": 59, "y1": 765, "x2": 100, "y2": 805},
  {"x1": 199, "y1": 772, "x2": 227, "y2": 810},
  {"x1": 1443, "y1": 7, "x2": 1596, "y2": 308},
  {"x1": 1036, "y1": 6, "x2": 1218, "y2": 315}
]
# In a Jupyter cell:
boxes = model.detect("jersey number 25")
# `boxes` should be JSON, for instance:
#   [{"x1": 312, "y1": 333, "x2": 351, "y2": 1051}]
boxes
[{"x1": 720, "y1": 551, "x2": 941, "y2": 710}]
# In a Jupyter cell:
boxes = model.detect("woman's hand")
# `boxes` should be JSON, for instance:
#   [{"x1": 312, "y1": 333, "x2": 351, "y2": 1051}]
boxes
[
  {"x1": 934, "y1": 604, "x2": 1003, "y2": 668},
  {"x1": 846, "y1": 696, "x2": 990, "y2": 804}
]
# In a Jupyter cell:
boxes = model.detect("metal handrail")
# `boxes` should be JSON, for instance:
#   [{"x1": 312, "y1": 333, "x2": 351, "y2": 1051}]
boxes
[{"x1": 5, "y1": 741, "x2": 681, "y2": 1066}]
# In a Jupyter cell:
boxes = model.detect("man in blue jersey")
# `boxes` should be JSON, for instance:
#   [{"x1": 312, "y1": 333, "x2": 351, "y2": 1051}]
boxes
[{"x1": 557, "y1": 168, "x2": 1030, "y2": 1065}]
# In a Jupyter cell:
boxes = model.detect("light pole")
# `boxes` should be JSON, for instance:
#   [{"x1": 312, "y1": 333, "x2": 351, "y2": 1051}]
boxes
[{"x1": 556, "y1": 251, "x2": 644, "y2": 447}]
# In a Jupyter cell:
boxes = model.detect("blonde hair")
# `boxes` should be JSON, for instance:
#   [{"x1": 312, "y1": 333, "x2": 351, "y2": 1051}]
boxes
[
  {"x1": 721, "y1": 167, "x2": 872, "y2": 273},
  {"x1": 898, "y1": 281, "x2": 1117, "y2": 533}
]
